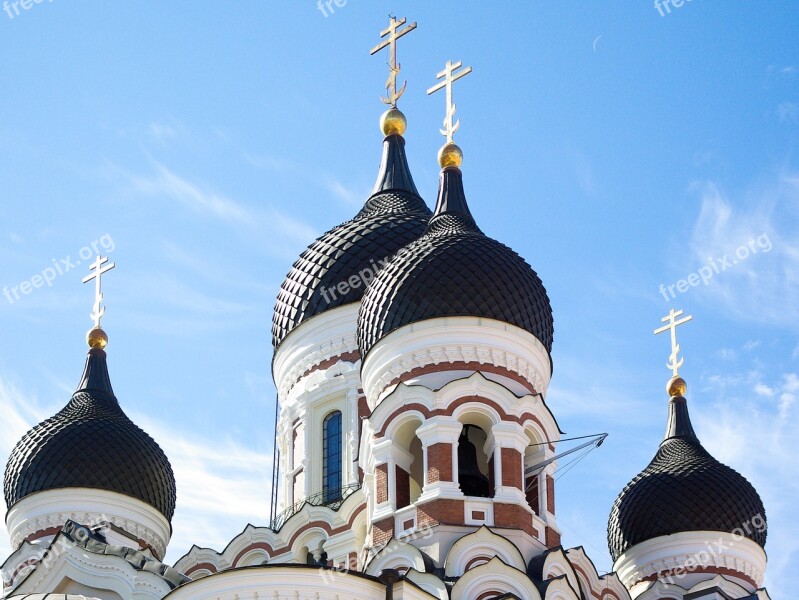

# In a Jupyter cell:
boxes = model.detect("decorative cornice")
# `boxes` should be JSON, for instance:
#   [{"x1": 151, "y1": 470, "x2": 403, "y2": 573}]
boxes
[
  {"x1": 361, "y1": 317, "x2": 551, "y2": 405},
  {"x1": 273, "y1": 304, "x2": 361, "y2": 402},
  {"x1": 613, "y1": 531, "x2": 766, "y2": 595},
  {"x1": 6, "y1": 489, "x2": 171, "y2": 560}
]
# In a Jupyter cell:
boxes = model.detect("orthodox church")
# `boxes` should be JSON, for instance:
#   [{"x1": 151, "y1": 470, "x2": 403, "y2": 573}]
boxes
[{"x1": 1, "y1": 17, "x2": 772, "y2": 600}]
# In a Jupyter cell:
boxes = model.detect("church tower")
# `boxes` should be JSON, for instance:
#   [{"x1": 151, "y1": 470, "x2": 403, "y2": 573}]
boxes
[
  {"x1": 269, "y1": 17, "x2": 431, "y2": 565},
  {"x1": 607, "y1": 311, "x2": 769, "y2": 599},
  {"x1": 356, "y1": 57, "x2": 561, "y2": 567},
  {"x1": 3, "y1": 257, "x2": 180, "y2": 598}
]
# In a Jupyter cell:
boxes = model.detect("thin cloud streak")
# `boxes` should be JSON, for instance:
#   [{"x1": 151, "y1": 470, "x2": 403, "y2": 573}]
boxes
[
  {"x1": 114, "y1": 160, "x2": 318, "y2": 251},
  {"x1": 324, "y1": 177, "x2": 368, "y2": 207}
]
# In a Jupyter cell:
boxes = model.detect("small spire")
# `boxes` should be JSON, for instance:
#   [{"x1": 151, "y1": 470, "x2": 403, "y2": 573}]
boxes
[
  {"x1": 427, "y1": 59, "x2": 472, "y2": 169},
  {"x1": 370, "y1": 131, "x2": 419, "y2": 196},
  {"x1": 82, "y1": 255, "x2": 115, "y2": 350},
  {"x1": 654, "y1": 309, "x2": 698, "y2": 442},
  {"x1": 368, "y1": 15, "x2": 419, "y2": 197},
  {"x1": 663, "y1": 395, "x2": 698, "y2": 442},
  {"x1": 431, "y1": 168, "x2": 476, "y2": 226},
  {"x1": 76, "y1": 347, "x2": 115, "y2": 396},
  {"x1": 654, "y1": 308, "x2": 692, "y2": 395}
]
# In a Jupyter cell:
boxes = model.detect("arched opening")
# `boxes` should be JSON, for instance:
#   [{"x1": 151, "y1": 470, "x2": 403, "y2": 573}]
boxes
[
  {"x1": 323, "y1": 411, "x2": 343, "y2": 503},
  {"x1": 524, "y1": 428, "x2": 546, "y2": 515},
  {"x1": 392, "y1": 418, "x2": 424, "y2": 509},
  {"x1": 407, "y1": 435, "x2": 424, "y2": 505},
  {"x1": 458, "y1": 424, "x2": 491, "y2": 498}
]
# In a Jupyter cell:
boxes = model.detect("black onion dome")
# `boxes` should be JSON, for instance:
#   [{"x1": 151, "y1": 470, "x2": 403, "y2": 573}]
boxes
[
  {"x1": 4, "y1": 348, "x2": 177, "y2": 521},
  {"x1": 357, "y1": 167, "x2": 554, "y2": 359},
  {"x1": 271, "y1": 133, "x2": 431, "y2": 349},
  {"x1": 607, "y1": 394, "x2": 766, "y2": 561}
]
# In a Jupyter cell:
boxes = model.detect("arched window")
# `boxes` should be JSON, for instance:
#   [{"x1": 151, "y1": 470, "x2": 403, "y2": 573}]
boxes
[{"x1": 323, "y1": 411, "x2": 343, "y2": 503}]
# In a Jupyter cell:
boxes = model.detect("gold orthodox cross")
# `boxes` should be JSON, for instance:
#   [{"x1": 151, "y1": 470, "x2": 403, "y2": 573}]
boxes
[
  {"x1": 82, "y1": 255, "x2": 115, "y2": 328},
  {"x1": 427, "y1": 60, "x2": 473, "y2": 144},
  {"x1": 654, "y1": 308, "x2": 693, "y2": 377},
  {"x1": 370, "y1": 15, "x2": 417, "y2": 107}
]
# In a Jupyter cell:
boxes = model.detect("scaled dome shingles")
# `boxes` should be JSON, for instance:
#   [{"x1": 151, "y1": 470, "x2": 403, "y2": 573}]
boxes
[
  {"x1": 357, "y1": 170, "x2": 554, "y2": 358},
  {"x1": 607, "y1": 404, "x2": 766, "y2": 561},
  {"x1": 4, "y1": 350, "x2": 177, "y2": 521},
  {"x1": 272, "y1": 189, "x2": 432, "y2": 349}
]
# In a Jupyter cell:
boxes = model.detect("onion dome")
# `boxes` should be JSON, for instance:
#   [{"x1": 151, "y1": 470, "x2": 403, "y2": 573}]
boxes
[
  {"x1": 4, "y1": 330, "x2": 177, "y2": 521},
  {"x1": 607, "y1": 378, "x2": 766, "y2": 561},
  {"x1": 357, "y1": 164, "x2": 554, "y2": 358},
  {"x1": 271, "y1": 108, "x2": 431, "y2": 350}
]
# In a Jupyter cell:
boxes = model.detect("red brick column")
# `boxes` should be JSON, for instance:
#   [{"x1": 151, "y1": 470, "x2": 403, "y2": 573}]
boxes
[
  {"x1": 545, "y1": 526, "x2": 561, "y2": 547},
  {"x1": 501, "y1": 447, "x2": 523, "y2": 490},
  {"x1": 395, "y1": 465, "x2": 411, "y2": 509},
  {"x1": 375, "y1": 463, "x2": 389, "y2": 504},
  {"x1": 546, "y1": 474, "x2": 555, "y2": 515},
  {"x1": 372, "y1": 516, "x2": 394, "y2": 546},
  {"x1": 526, "y1": 475, "x2": 540, "y2": 514},
  {"x1": 427, "y1": 442, "x2": 453, "y2": 483},
  {"x1": 487, "y1": 452, "x2": 496, "y2": 497}
]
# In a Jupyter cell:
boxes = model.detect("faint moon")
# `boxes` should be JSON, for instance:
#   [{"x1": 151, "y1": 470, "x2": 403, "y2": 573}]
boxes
[{"x1": 592, "y1": 35, "x2": 602, "y2": 52}]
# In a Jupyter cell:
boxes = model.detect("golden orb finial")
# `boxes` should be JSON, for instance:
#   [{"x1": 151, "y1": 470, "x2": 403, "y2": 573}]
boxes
[
  {"x1": 380, "y1": 108, "x2": 407, "y2": 137},
  {"x1": 438, "y1": 142, "x2": 463, "y2": 168},
  {"x1": 667, "y1": 376, "x2": 687, "y2": 398},
  {"x1": 87, "y1": 327, "x2": 108, "y2": 350}
]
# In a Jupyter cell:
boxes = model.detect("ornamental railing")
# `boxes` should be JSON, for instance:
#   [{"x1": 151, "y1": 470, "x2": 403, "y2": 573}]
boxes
[{"x1": 269, "y1": 484, "x2": 361, "y2": 532}]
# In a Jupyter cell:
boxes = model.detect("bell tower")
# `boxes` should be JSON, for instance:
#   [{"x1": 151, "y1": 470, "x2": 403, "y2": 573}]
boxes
[{"x1": 356, "y1": 59, "x2": 562, "y2": 566}]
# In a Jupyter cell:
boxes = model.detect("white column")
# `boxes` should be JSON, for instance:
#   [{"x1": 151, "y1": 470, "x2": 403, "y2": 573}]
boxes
[{"x1": 347, "y1": 388, "x2": 360, "y2": 486}]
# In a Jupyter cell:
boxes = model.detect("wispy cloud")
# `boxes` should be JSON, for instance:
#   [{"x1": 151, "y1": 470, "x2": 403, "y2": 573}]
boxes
[
  {"x1": 147, "y1": 122, "x2": 181, "y2": 141},
  {"x1": 244, "y1": 152, "x2": 297, "y2": 173},
  {"x1": 0, "y1": 379, "x2": 51, "y2": 470},
  {"x1": 546, "y1": 355, "x2": 651, "y2": 425},
  {"x1": 685, "y1": 176, "x2": 799, "y2": 328},
  {"x1": 0, "y1": 371, "x2": 272, "y2": 567},
  {"x1": 324, "y1": 177, "x2": 367, "y2": 207},
  {"x1": 754, "y1": 383, "x2": 774, "y2": 397},
  {"x1": 692, "y1": 367, "x2": 799, "y2": 596},
  {"x1": 133, "y1": 414, "x2": 272, "y2": 563},
  {"x1": 714, "y1": 348, "x2": 736, "y2": 360},
  {"x1": 129, "y1": 162, "x2": 253, "y2": 223},
  {"x1": 114, "y1": 159, "x2": 318, "y2": 256},
  {"x1": 0, "y1": 378, "x2": 59, "y2": 560},
  {"x1": 767, "y1": 65, "x2": 797, "y2": 77},
  {"x1": 565, "y1": 148, "x2": 597, "y2": 199},
  {"x1": 743, "y1": 340, "x2": 762, "y2": 352},
  {"x1": 778, "y1": 102, "x2": 799, "y2": 123},
  {"x1": 113, "y1": 271, "x2": 261, "y2": 339}
]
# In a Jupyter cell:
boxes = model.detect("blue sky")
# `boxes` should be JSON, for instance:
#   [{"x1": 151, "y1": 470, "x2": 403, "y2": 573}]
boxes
[{"x1": 0, "y1": 1, "x2": 797, "y2": 596}]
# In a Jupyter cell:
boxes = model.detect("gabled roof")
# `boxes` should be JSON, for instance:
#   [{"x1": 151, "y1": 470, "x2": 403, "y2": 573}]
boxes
[{"x1": 6, "y1": 521, "x2": 187, "y2": 596}]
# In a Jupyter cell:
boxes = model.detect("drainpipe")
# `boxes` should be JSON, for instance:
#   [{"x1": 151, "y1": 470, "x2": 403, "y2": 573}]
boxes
[{"x1": 378, "y1": 568, "x2": 401, "y2": 600}]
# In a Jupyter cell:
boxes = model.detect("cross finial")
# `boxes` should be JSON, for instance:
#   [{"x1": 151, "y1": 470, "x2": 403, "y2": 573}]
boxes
[
  {"x1": 427, "y1": 60, "x2": 473, "y2": 144},
  {"x1": 654, "y1": 308, "x2": 693, "y2": 377},
  {"x1": 370, "y1": 15, "x2": 417, "y2": 108},
  {"x1": 82, "y1": 255, "x2": 115, "y2": 329}
]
